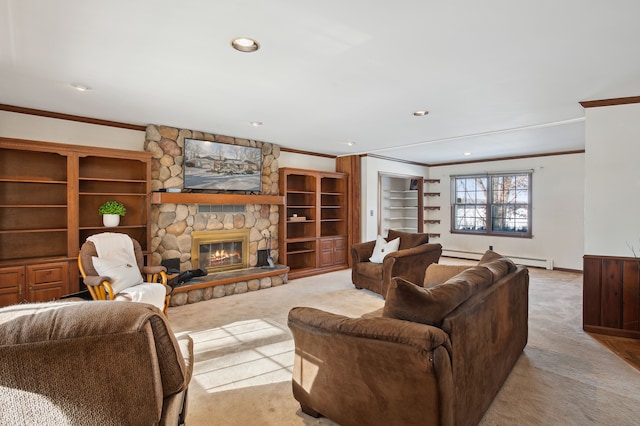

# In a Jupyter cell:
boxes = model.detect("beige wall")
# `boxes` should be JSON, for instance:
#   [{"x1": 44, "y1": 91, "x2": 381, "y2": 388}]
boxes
[
  {"x1": 584, "y1": 102, "x2": 640, "y2": 257},
  {"x1": 0, "y1": 110, "x2": 145, "y2": 150}
]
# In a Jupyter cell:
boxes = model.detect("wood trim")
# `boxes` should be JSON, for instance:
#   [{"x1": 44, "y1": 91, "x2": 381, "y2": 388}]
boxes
[
  {"x1": 580, "y1": 96, "x2": 640, "y2": 109},
  {"x1": 280, "y1": 146, "x2": 336, "y2": 159},
  {"x1": 150, "y1": 192, "x2": 285, "y2": 205},
  {"x1": 584, "y1": 325, "x2": 640, "y2": 340},
  {"x1": 0, "y1": 104, "x2": 146, "y2": 131},
  {"x1": 336, "y1": 155, "x2": 361, "y2": 260}
]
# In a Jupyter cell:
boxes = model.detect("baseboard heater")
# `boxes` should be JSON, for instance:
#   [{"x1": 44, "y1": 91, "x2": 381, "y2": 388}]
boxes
[{"x1": 442, "y1": 249, "x2": 554, "y2": 270}]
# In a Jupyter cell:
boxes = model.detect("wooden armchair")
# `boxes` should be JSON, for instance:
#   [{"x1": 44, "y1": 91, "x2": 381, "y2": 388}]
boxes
[
  {"x1": 351, "y1": 230, "x2": 442, "y2": 297},
  {"x1": 78, "y1": 233, "x2": 171, "y2": 314}
]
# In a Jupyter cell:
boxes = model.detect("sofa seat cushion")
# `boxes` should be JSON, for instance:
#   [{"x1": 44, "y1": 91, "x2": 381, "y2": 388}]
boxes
[
  {"x1": 383, "y1": 266, "x2": 494, "y2": 326},
  {"x1": 387, "y1": 229, "x2": 430, "y2": 250},
  {"x1": 423, "y1": 264, "x2": 472, "y2": 288},
  {"x1": 356, "y1": 261, "x2": 383, "y2": 280}
]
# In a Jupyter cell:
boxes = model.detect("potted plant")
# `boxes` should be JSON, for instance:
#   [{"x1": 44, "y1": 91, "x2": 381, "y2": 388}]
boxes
[{"x1": 99, "y1": 200, "x2": 126, "y2": 227}]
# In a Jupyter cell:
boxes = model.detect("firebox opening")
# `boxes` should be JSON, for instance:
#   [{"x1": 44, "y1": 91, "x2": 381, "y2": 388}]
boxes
[{"x1": 191, "y1": 229, "x2": 250, "y2": 273}]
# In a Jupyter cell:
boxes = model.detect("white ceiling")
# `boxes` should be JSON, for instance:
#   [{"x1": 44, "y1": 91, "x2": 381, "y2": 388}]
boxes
[{"x1": 2, "y1": 1, "x2": 639, "y2": 164}]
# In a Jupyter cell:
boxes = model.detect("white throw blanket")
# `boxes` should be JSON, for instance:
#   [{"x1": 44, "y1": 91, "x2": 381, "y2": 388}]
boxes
[{"x1": 87, "y1": 232, "x2": 137, "y2": 264}]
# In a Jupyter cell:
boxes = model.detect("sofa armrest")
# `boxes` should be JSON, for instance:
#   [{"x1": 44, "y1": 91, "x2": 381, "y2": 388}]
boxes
[
  {"x1": 350, "y1": 240, "x2": 376, "y2": 263},
  {"x1": 288, "y1": 306, "x2": 454, "y2": 426},
  {"x1": 83, "y1": 275, "x2": 110, "y2": 287}
]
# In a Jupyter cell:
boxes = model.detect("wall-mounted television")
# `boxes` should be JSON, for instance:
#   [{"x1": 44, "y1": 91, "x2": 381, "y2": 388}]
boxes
[{"x1": 183, "y1": 139, "x2": 262, "y2": 192}]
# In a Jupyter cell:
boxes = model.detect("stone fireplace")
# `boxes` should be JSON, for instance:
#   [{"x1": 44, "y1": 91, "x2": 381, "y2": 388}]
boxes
[
  {"x1": 191, "y1": 229, "x2": 249, "y2": 273},
  {"x1": 145, "y1": 124, "x2": 288, "y2": 306}
]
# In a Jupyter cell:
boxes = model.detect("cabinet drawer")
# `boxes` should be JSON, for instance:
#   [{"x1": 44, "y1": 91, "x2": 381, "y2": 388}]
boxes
[{"x1": 27, "y1": 263, "x2": 68, "y2": 285}]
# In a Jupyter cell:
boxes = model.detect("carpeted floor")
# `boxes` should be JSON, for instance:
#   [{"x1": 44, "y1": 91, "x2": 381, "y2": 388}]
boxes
[{"x1": 168, "y1": 260, "x2": 640, "y2": 425}]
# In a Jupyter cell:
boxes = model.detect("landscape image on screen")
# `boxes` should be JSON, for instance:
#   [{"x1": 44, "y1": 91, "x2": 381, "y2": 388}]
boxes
[{"x1": 183, "y1": 139, "x2": 262, "y2": 191}]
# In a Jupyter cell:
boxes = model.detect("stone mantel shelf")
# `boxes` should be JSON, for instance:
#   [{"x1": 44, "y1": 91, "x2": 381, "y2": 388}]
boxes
[{"x1": 151, "y1": 192, "x2": 285, "y2": 205}]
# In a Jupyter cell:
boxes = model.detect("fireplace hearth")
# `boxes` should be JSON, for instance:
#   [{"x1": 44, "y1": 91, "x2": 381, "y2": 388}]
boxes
[{"x1": 191, "y1": 230, "x2": 250, "y2": 273}]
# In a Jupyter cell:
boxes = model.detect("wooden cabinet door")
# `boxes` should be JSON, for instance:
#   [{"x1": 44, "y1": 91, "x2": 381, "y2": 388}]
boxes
[
  {"x1": 319, "y1": 237, "x2": 347, "y2": 268},
  {"x1": 319, "y1": 238, "x2": 335, "y2": 268},
  {"x1": 0, "y1": 266, "x2": 25, "y2": 307},
  {"x1": 26, "y1": 262, "x2": 69, "y2": 303},
  {"x1": 333, "y1": 237, "x2": 347, "y2": 266}
]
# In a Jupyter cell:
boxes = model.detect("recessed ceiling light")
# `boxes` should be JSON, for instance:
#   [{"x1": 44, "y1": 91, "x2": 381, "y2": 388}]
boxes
[
  {"x1": 464, "y1": 152, "x2": 472, "y2": 156},
  {"x1": 70, "y1": 83, "x2": 91, "y2": 92},
  {"x1": 231, "y1": 37, "x2": 260, "y2": 53},
  {"x1": 413, "y1": 110, "x2": 429, "y2": 116},
  {"x1": 249, "y1": 121, "x2": 263, "y2": 127},
  {"x1": 345, "y1": 140, "x2": 355, "y2": 146}
]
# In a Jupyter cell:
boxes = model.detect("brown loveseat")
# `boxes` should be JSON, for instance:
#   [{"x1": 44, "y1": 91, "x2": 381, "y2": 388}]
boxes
[
  {"x1": 351, "y1": 229, "x2": 442, "y2": 296},
  {"x1": 288, "y1": 251, "x2": 529, "y2": 426},
  {"x1": 0, "y1": 300, "x2": 193, "y2": 426}
]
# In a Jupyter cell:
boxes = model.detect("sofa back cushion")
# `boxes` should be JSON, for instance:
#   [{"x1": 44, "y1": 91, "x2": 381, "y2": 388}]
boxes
[
  {"x1": 478, "y1": 250, "x2": 517, "y2": 282},
  {"x1": 383, "y1": 266, "x2": 493, "y2": 326},
  {"x1": 423, "y1": 264, "x2": 472, "y2": 288},
  {"x1": 387, "y1": 230, "x2": 429, "y2": 250}
]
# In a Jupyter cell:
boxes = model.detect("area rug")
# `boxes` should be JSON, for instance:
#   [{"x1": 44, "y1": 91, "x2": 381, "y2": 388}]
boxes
[{"x1": 167, "y1": 262, "x2": 640, "y2": 425}]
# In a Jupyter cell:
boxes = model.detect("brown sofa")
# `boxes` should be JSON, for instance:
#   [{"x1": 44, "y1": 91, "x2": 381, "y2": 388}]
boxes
[
  {"x1": 0, "y1": 300, "x2": 193, "y2": 426},
  {"x1": 351, "y1": 229, "x2": 442, "y2": 296},
  {"x1": 288, "y1": 251, "x2": 529, "y2": 426}
]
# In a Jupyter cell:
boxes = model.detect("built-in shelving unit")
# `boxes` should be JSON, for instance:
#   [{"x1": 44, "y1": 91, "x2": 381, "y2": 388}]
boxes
[
  {"x1": 379, "y1": 173, "x2": 423, "y2": 236},
  {"x1": 423, "y1": 179, "x2": 441, "y2": 238},
  {"x1": 279, "y1": 168, "x2": 348, "y2": 279},
  {"x1": 0, "y1": 138, "x2": 151, "y2": 307}
]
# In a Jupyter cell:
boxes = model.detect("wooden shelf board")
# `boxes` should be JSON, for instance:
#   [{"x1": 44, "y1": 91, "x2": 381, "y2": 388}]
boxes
[
  {"x1": 0, "y1": 177, "x2": 67, "y2": 184},
  {"x1": 0, "y1": 228, "x2": 67, "y2": 234},
  {"x1": 151, "y1": 192, "x2": 285, "y2": 205},
  {"x1": 287, "y1": 249, "x2": 315, "y2": 255},
  {"x1": 80, "y1": 177, "x2": 146, "y2": 183}
]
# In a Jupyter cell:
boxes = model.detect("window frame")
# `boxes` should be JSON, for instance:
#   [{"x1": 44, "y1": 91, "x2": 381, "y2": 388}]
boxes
[{"x1": 450, "y1": 172, "x2": 532, "y2": 238}]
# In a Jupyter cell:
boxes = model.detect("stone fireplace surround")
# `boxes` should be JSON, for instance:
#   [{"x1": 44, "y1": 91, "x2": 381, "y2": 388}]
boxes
[{"x1": 145, "y1": 125, "x2": 287, "y2": 306}]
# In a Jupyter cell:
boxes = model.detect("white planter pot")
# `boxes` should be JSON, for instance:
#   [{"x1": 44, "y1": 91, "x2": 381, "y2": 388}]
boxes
[{"x1": 102, "y1": 214, "x2": 120, "y2": 227}]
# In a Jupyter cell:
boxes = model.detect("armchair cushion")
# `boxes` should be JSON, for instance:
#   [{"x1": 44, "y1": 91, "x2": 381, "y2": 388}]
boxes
[
  {"x1": 369, "y1": 235, "x2": 400, "y2": 263},
  {"x1": 92, "y1": 255, "x2": 144, "y2": 294},
  {"x1": 116, "y1": 283, "x2": 168, "y2": 311},
  {"x1": 358, "y1": 261, "x2": 384, "y2": 280},
  {"x1": 387, "y1": 229, "x2": 430, "y2": 250}
]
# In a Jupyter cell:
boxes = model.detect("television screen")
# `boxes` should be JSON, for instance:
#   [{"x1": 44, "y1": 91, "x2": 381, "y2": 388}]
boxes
[{"x1": 183, "y1": 139, "x2": 262, "y2": 191}]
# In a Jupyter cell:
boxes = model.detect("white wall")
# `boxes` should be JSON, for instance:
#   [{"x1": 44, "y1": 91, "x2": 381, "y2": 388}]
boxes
[
  {"x1": 361, "y1": 156, "x2": 429, "y2": 241},
  {"x1": 584, "y1": 102, "x2": 640, "y2": 257},
  {"x1": 430, "y1": 153, "x2": 585, "y2": 270},
  {"x1": 0, "y1": 111, "x2": 145, "y2": 150},
  {"x1": 278, "y1": 150, "x2": 335, "y2": 172}
]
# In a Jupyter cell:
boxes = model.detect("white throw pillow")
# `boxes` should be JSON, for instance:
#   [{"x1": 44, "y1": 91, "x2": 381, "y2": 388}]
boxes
[
  {"x1": 369, "y1": 235, "x2": 400, "y2": 264},
  {"x1": 92, "y1": 255, "x2": 143, "y2": 294}
]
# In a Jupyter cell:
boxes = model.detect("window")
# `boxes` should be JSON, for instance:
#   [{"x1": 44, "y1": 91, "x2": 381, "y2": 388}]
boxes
[{"x1": 451, "y1": 172, "x2": 531, "y2": 237}]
